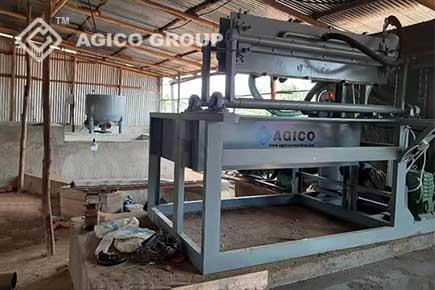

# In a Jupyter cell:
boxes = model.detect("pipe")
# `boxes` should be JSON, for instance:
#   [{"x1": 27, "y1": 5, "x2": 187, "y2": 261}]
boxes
[
  {"x1": 201, "y1": 43, "x2": 211, "y2": 103},
  {"x1": 0, "y1": 272, "x2": 17, "y2": 290},
  {"x1": 321, "y1": 32, "x2": 401, "y2": 66},
  {"x1": 237, "y1": 35, "x2": 379, "y2": 64},
  {"x1": 248, "y1": 75, "x2": 301, "y2": 117},
  {"x1": 226, "y1": 98, "x2": 403, "y2": 114}
]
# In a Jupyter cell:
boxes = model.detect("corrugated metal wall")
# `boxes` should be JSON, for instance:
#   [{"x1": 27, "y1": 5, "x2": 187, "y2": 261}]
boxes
[{"x1": 0, "y1": 37, "x2": 160, "y2": 127}]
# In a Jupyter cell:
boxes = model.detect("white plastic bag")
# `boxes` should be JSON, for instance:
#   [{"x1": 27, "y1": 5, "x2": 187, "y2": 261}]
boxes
[
  {"x1": 94, "y1": 217, "x2": 140, "y2": 238},
  {"x1": 94, "y1": 217, "x2": 155, "y2": 255},
  {"x1": 113, "y1": 227, "x2": 155, "y2": 253}
]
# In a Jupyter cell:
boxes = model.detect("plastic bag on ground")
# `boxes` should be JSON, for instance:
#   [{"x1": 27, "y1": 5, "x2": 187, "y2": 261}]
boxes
[
  {"x1": 112, "y1": 227, "x2": 155, "y2": 253},
  {"x1": 94, "y1": 217, "x2": 140, "y2": 238}
]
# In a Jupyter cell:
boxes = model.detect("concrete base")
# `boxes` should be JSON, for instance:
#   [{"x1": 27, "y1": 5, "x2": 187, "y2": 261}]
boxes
[
  {"x1": 0, "y1": 122, "x2": 174, "y2": 188},
  {"x1": 69, "y1": 217, "x2": 435, "y2": 290}
]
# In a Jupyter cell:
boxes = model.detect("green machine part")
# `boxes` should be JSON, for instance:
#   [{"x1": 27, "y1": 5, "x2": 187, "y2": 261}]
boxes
[
  {"x1": 406, "y1": 169, "x2": 435, "y2": 218},
  {"x1": 276, "y1": 170, "x2": 293, "y2": 191}
]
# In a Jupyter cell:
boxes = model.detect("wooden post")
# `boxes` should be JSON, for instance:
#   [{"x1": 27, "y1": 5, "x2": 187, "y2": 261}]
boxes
[
  {"x1": 9, "y1": 40, "x2": 16, "y2": 121},
  {"x1": 118, "y1": 68, "x2": 123, "y2": 96},
  {"x1": 41, "y1": 2, "x2": 55, "y2": 256},
  {"x1": 71, "y1": 57, "x2": 76, "y2": 132},
  {"x1": 270, "y1": 77, "x2": 276, "y2": 100},
  {"x1": 17, "y1": 2, "x2": 32, "y2": 194}
]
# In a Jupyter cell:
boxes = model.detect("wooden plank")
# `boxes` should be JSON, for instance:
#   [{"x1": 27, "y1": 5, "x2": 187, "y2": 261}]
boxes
[
  {"x1": 9, "y1": 40, "x2": 16, "y2": 122},
  {"x1": 172, "y1": 271, "x2": 268, "y2": 290},
  {"x1": 51, "y1": 0, "x2": 69, "y2": 17}
]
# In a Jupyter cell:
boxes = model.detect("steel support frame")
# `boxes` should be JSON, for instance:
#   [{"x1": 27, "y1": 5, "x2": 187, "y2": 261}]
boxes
[{"x1": 147, "y1": 115, "x2": 435, "y2": 274}]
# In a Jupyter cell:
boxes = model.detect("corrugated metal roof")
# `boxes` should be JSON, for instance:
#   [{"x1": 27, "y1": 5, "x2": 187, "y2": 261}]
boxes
[{"x1": 0, "y1": 0, "x2": 433, "y2": 76}]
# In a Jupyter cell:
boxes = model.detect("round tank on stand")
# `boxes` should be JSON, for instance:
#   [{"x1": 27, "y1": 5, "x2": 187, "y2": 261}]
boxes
[{"x1": 85, "y1": 94, "x2": 126, "y2": 134}]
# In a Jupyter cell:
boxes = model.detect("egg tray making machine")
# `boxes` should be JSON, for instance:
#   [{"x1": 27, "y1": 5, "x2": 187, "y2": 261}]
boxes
[{"x1": 147, "y1": 13, "x2": 435, "y2": 274}]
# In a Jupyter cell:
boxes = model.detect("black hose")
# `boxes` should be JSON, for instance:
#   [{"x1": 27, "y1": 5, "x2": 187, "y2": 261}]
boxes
[
  {"x1": 304, "y1": 82, "x2": 329, "y2": 102},
  {"x1": 0, "y1": 272, "x2": 17, "y2": 290},
  {"x1": 321, "y1": 33, "x2": 401, "y2": 66}
]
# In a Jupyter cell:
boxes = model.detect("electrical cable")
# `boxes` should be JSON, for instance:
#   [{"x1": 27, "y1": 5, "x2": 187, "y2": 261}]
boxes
[
  {"x1": 198, "y1": 0, "x2": 232, "y2": 16},
  {"x1": 167, "y1": 0, "x2": 232, "y2": 31},
  {"x1": 166, "y1": 20, "x2": 192, "y2": 31},
  {"x1": 408, "y1": 150, "x2": 427, "y2": 193}
]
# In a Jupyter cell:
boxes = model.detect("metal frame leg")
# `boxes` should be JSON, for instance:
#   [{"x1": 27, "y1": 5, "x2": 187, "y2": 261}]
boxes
[
  {"x1": 391, "y1": 125, "x2": 414, "y2": 226},
  {"x1": 173, "y1": 119, "x2": 185, "y2": 234},
  {"x1": 148, "y1": 118, "x2": 162, "y2": 210},
  {"x1": 147, "y1": 115, "x2": 435, "y2": 275},
  {"x1": 201, "y1": 121, "x2": 223, "y2": 272}
]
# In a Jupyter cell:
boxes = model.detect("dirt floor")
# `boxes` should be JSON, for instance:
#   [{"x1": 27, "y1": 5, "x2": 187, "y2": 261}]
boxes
[
  {"x1": 183, "y1": 205, "x2": 360, "y2": 250},
  {"x1": 0, "y1": 193, "x2": 433, "y2": 290},
  {"x1": 0, "y1": 227, "x2": 73, "y2": 290},
  {"x1": 0, "y1": 193, "x2": 45, "y2": 251},
  {"x1": 0, "y1": 193, "x2": 72, "y2": 290},
  {"x1": 276, "y1": 247, "x2": 435, "y2": 290}
]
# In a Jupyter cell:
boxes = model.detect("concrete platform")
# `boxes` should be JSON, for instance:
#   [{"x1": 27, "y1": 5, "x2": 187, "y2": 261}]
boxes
[{"x1": 69, "y1": 210, "x2": 435, "y2": 290}]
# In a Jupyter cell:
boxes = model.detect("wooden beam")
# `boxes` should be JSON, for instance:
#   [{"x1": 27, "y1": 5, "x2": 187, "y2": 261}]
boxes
[
  {"x1": 9, "y1": 40, "x2": 16, "y2": 122},
  {"x1": 60, "y1": 37, "x2": 176, "y2": 75},
  {"x1": 51, "y1": 0, "x2": 69, "y2": 17},
  {"x1": 61, "y1": 39, "x2": 176, "y2": 75},
  {"x1": 416, "y1": 0, "x2": 435, "y2": 11},
  {"x1": 270, "y1": 76, "x2": 276, "y2": 100},
  {"x1": 65, "y1": 4, "x2": 155, "y2": 34},
  {"x1": 41, "y1": 0, "x2": 56, "y2": 257},
  {"x1": 135, "y1": 0, "x2": 219, "y2": 29},
  {"x1": 0, "y1": 9, "x2": 27, "y2": 21},
  {"x1": 311, "y1": 0, "x2": 379, "y2": 19},
  {"x1": 18, "y1": 2, "x2": 32, "y2": 194},
  {"x1": 60, "y1": 45, "x2": 164, "y2": 77},
  {"x1": 63, "y1": 4, "x2": 200, "y2": 50},
  {"x1": 0, "y1": 9, "x2": 192, "y2": 76},
  {"x1": 0, "y1": 9, "x2": 192, "y2": 75},
  {"x1": 0, "y1": 21, "x2": 173, "y2": 76},
  {"x1": 70, "y1": 56, "x2": 76, "y2": 132},
  {"x1": 53, "y1": 24, "x2": 202, "y2": 68},
  {"x1": 157, "y1": 0, "x2": 223, "y2": 32},
  {"x1": 258, "y1": 0, "x2": 328, "y2": 27},
  {"x1": 137, "y1": 0, "x2": 221, "y2": 66},
  {"x1": 118, "y1": 68, "x2": 123, "y2": 95}
]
